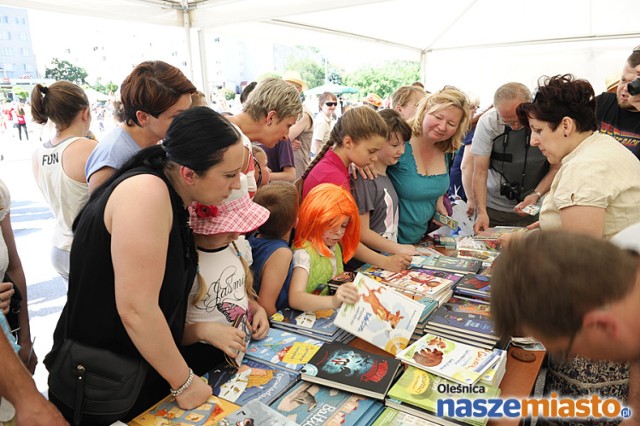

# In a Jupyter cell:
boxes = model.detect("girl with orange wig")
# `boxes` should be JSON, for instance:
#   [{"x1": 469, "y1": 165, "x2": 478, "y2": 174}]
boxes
[{"x1": 289, "y1": 183, "x2": 360, "y2": 311}]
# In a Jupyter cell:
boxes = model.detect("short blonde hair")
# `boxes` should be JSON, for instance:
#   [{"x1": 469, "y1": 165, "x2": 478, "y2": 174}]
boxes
[
  {"x1": 410, "y1": 87, "x2": 471, "y2": 154},
  {"x1": 243, "y1": 77, "x2": 302, "y2": 122}
]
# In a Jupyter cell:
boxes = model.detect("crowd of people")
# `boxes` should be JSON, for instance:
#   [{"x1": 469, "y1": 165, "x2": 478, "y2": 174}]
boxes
[{"x1": 0, "y1": 43, "x2": 639, "y2": 425}]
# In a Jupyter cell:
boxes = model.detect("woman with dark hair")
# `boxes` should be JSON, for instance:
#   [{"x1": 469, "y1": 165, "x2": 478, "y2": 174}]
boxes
[
  {"x1": 45, "y1": 107, "x2": 244, "y2": 424},
  {"x1": 517, "y1": 74, "x2": 640, "y2": 239},
  {"x1": 515, "y1": 74, "x2": 640, "y2": 422}
]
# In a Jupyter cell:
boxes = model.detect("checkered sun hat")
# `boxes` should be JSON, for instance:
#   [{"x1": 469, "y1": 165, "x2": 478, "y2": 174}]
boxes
[{"x1": 188, "y1": 175, "x2": 270, "y2": 235}]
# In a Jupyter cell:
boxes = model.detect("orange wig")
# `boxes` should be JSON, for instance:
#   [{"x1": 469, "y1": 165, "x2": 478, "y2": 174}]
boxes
[{"x1": 293, "y1": 183, "x2": 360, "y2": 262}]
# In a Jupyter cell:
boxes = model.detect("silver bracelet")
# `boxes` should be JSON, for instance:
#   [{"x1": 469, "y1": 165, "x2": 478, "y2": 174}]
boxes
[{"x1": 170, "y1": 368, "x2": 194, "y2": 397}]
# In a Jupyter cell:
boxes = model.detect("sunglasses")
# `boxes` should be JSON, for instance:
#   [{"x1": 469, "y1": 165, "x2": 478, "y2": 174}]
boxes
[
  {"x1": 253, "y1": 157, "x2": 263, "y2": 187},
  {"x1": 325, "y1": 102, "x2": 338, "y2": 107}
]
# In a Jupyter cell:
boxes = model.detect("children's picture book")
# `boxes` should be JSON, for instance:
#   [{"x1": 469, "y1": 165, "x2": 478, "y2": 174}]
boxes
[
  {"x1": 207, "y1": 358, "x2": 299, "y2": 406},
  {"x1": 395, "y1": 333, "x2": 500, "y2": 385},
  {"x1": 372, "y1": 407, "x2": 443, "y2": 425},
  {"x1": 218, "y1": 399, "x2": 297, "y2": 426},
  {"x1": 245, "y1": 328, "x2": 323, "y2": 373},
  {"x1": 225, "y1": 313, "x2": 252, "y2": 368},
  {"x1": 453, "y1": 274, "x2": 492, "y2": 300},
  {"x1": 270, "y1": 308, "x2": 340, "y2": 336},
  {"x1": 128, "y1": 394, "x2": 239, "y2": 425},
  {"x1": 387, "y1": 366, "x2": 500, "y2": 426},
  {"x1": 333, "y1": 273, "x2": 423, "y2": 355},
  {"x1": 300, "y1": 341, "x2": 402, "y2": 400},
  {"x1": 419, "y1": 326, "x2": 497, "y2": 351},
  {"x1": 426, "y1": 296, "x2": 497, "y2": 340},
  {"x1": 433, "y1": 212, "x2": 459, "y2": 230},
  {"x1": 410, "y1": 255, "x2": 482, "y2": 274},
  {"x1": 272, "y1": 381, "x2": 379, "y2": 426}
]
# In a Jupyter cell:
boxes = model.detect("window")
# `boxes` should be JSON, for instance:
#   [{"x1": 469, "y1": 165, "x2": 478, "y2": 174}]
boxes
[
  {"x1": 0, "y1": 47, "x2": 13, "y2": 55},
  {"x1": 1, "y1": 16, "x2": 8, "y2": 24},
  {"x1": 0, "y1": 32, "x2": 11, "y2": 40},
  {"x1": 21, "y1": 48, "x2": 30, "y2": 56}
]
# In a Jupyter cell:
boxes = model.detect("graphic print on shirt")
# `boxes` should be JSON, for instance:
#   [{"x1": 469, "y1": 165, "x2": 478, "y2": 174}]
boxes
[
  {"x1": 381, "y1": 187, "x2": 398, "y2": 242},
  {"x1": 196, "y1": 264, "x2": 248, "y2": 324}
]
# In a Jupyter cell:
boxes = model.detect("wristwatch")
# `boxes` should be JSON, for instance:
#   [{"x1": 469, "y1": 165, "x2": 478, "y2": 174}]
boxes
[{"x1": 531, "y1": 190, "x2": 542, "y2": 199}]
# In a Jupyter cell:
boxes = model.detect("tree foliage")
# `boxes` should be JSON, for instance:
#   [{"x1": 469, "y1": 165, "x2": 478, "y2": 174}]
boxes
[
  {"x1": 284, "y1": 58, "x2": 325, "y2": 90},
  {"x1": 344, "y1": 60, "x2": 421, "y2": 98},
  {"x1": 44, "y1": 58, "x2": 88, "y2": 85}
]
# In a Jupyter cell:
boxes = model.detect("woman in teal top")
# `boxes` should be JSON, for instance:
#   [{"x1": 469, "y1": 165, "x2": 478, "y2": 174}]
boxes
[{"x1": 388, "y1": 87, "x2": 472, "y2": 244}]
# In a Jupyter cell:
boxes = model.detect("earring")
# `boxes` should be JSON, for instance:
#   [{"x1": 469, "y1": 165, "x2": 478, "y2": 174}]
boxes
[{"x1": 268, "y1": 120, "x2": 272, "y2": 126}]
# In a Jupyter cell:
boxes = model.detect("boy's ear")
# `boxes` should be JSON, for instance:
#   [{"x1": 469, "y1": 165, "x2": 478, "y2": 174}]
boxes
[{"x1": 582, "y1": 309, "x2": 619, "y2": 339}]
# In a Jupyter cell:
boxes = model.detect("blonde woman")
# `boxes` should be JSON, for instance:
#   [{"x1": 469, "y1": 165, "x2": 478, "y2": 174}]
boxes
[
  {"x1": 391, "y1": 85, "x2": 427, "y2": 121},
  {"x1": 388, "y1": 87, "x2": 471, "y2": 244}
]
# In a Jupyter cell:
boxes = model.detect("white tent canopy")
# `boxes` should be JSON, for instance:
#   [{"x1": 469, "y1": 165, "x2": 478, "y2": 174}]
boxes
[{"x1": 4, "y1": 0, "x2": 640, "y2": 103}]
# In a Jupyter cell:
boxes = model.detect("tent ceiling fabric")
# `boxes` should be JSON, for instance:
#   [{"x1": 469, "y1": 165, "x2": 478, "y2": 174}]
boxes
[{"x1": 5, "y1": 0, "x2": 640, "y2": 53}]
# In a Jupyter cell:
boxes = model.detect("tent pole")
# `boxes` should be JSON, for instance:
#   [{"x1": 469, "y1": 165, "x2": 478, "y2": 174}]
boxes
[
  {"x1": 197, "y1": 29, "x2": 211, "y2": 106},
  {"x1": 182, "y1": 9, "x2": 194, "y2": 82}
]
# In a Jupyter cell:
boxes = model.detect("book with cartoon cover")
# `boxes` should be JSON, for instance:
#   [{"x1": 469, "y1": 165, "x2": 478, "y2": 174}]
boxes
[
  {"x1": 245, "y1": 327, "x2": 323, "y2": 373},
  {"x1": 426, "y1": 296, "x2": 498, "y2": 340},
  {"x1": 387, "y1": 366, "x2": 500, "y2": 426},
  {"x1": 218, "y1": 400, "x2": 297, "y2": 426},
  {"x1": 128, "y1": 394, "x2": 239, "y2": 425},
  {"x1": 395, "y1": 333, "x2": 500, "y2": 385},
  {"x1": 207, "y1": 358, "x2": 299, "y2": 406},
  {"x1": 333, "y1": 273, "x2": 423, "y2": 355},
  {"x1": 269, "y1": 308, "x2": 340, "y2": 336},
  {"x1": 300, "y1": 341, "x2": 402, "y2": 400},
  {"x1": 272, "y1": 381, "x2": 379, "y2": 426}
]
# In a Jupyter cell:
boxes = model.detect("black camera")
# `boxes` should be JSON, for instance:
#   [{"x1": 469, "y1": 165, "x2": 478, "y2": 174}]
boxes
[
  {"x1": 500, "y1": 181, "x2": 524, "y2": 201},
  {"x1": 628, "y1": 78, "x2": 640, "y2": 96}
]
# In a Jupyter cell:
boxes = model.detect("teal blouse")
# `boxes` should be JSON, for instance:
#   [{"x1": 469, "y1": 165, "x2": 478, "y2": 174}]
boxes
[{"x1": 388, "y1": 143, "x2": 450, "y2": 244}]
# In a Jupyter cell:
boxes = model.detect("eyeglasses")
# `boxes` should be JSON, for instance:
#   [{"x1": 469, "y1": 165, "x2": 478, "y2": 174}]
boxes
[
  {"x1": 325, "y1": 102, "x2": 338, "y2": 107},
  {"x1": 253, "y1": 157, "x2": 263, "y2": 187},
  {"x1": 552, "y1": 329, "x2": 577, "y2": 364}
]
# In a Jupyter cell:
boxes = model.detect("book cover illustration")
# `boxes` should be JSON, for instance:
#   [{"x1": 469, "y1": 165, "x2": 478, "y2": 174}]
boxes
[
  {"x1": 388, "y1": 366, "x2": 500, "y2": 426},
  {"x1": 334, "y1": 273, "x2": 423, "y2": 355},
  {"x1": 427, "y1": 296, "x2": 497, "y2": 339},
  {"x1": 270, "y1": 308, "x2": 340, "y2": 336},
  {"x1": 410, "y1": 255, "x2": 482, "y2": 274},
  {"x1": 218, "y1": 399, "x2": 297, "y2": 426},
  {"x1": 300, "y1": 342, "x2": 402, "y2": 399},
  {"x1": 128, "y1": 394, "x2": 239, "y2": 425},
  {"x1": 272, "y1": 381, "x2": 378, "y2": 426},
  {"x1": 245, "y1": 327, "x2": 322, "y2": 372},
  {"x1": 454, "y1": 274, "x2": 492, "y2": 300},
  {"x1": 358, "y1": 264, "x2": 462, "y2": 286},
  {"x1": 208, "y1": 358, "x2": 298, "y2": 406},
  {"x1": 395, "y1": 334, "x2": 500, "y2": 385}
]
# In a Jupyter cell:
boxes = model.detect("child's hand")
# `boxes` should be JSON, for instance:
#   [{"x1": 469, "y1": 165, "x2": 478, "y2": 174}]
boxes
[
  {"x1": 203, "y1": 323, "x2": 247, "y2": 359},
  {"x1": 382, "y1": 253, "x2": 411, "y2": 272},
  {"x1": 396, "y1": 244, "x2": 419, "y2": 256},
  {"x1": 333, "y1": 282, "x2": 358, "y2": 308},
  {"x1": 250, "y1": 305, "x2": 270, "y2": 340}
]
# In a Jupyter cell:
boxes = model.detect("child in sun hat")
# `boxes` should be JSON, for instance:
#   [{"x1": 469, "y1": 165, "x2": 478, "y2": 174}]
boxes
[{"x1": 181, "y1": 175, "x2": 271, "y2": 375}]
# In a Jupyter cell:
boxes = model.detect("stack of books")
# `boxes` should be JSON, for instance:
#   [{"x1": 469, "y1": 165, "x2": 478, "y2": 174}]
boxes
[
  {"x1": 356, "y1": 263, "x2": 462, "y2": 306},
  {"x1": 455, "y1": 236, "x2": 500, "y2": 264},
  {"x1": 453, "y1": 274, "x2": 492, "y2": 301},
  {"x1": 269, "y1": 308, "x2": 354, "y2": 343},
  {"x1": 473, "y1": 226, "x2": 526, "y2": 248},
  {"x1": 410, "y1": 254, "x2": 483, "y2": 275},
  {"x1": 385, "y1": 366, "x2": 501, "y2": 426},
  {"x1": 422, "y1": 296, "x2": 500, "y2": 350},
  {"x1": 218, "y1": 399, "x2": 298, "y2": 425}
]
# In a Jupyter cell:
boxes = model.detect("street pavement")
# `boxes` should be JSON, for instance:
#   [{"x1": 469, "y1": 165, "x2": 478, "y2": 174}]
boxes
[{"x1": 0, "y1": 129, "x2": 66, "y2": 394}]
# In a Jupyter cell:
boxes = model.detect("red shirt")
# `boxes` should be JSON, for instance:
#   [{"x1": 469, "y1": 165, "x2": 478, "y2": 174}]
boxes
[{"x1": 302, "y1": 149, "x2": 350, "y2": 199}]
